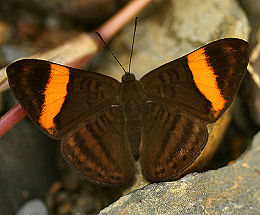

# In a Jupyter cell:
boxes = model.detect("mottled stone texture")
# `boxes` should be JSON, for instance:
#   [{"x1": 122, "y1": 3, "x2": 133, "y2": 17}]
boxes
[
  {"x1": 0, "y1": 93, "x2": 58, "y2": 215},
  {"x1": 100, "y1": 131, "x2": 260, "y2": 214},
  {"x1": 96, "y1": 0, "x2": 249, "y2": 81}
]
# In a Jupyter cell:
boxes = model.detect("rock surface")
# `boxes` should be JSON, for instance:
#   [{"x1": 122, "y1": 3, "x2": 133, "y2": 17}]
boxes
[
  {"x1": 16, "y1": 199, "x2": 47, "y2": 215},
  {"x1": 99, "y1": 131, "x2": 260, "y2": 214},
  {"x1": 96, "y1": 0, "x2": 249, "y2": 81},
  {"x1": 0, "y1": 93, "x2": 58, "y2": 215}
]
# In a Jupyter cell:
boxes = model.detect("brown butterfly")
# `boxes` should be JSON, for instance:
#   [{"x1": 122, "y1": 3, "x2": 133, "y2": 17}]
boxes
[{"x1": 6, "y1": 36, "x2": 249, "y2": 187}]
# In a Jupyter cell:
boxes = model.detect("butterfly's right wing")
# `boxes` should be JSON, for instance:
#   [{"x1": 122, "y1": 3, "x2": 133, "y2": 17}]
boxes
[
  {"x1": 7, "y1": 59, "x2": 135, "y2": 186},
  {"x1": 7, "y1": 59, "x2": 120, "y2": 138}
]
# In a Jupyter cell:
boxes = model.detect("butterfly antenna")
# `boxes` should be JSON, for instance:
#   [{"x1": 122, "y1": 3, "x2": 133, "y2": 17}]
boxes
[
  {"x1": 128, "y1": 17, "x2": 138, "y2": 74},
  {"x1": 96, "y1": 32, "x2": 127, "y2": 75}
]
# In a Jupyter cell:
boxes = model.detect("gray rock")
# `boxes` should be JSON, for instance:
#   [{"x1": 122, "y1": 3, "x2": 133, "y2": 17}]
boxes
[
  {"x1": 99, "y1": 131, "x2": 260, "y2": 214},
  {"x1": 96, "y1": 0, "x2": 249, "y2": 81},
  {"x1": 0, "y1": 93, "x2": 58, "y2": 215},
  {"x1": 16, "y1": 199, "x2": 47, "y2": 215},
  {"x1": 239, "y1": 0, "x2": 260, "y2": 27},
  {"x1": 2, "y1": 45, "x2": 28, "y2": 63}
]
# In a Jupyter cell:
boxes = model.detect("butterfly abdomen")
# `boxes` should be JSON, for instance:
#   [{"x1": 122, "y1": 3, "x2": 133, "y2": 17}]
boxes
[{"x1": 119, "y1": 74, "x2": 146, "y2": 159}]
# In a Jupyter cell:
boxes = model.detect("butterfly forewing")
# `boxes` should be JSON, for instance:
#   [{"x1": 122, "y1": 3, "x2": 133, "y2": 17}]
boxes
[
  {"x1": 140, "y1": 102, "x2": 208, "y2": 182},
  {"x1": 7, "y1": 59, "x2": 120, "y2": 138},
  {"x1": 140, "y1": 38, "x2": 249, "y2": 123},
  {"x1": 61, "y1": 105, "x2": 135, "y2": 186}
]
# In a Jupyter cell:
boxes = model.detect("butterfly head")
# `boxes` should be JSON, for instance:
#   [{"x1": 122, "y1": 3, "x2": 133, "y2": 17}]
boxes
[{"x1": 122, "y1": 73, "x2": 136, "y2": 83}]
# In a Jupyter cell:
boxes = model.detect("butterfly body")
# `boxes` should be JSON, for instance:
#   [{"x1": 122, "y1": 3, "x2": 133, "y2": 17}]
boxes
[
  {"x1": 119, "y1": 73, "x2": 146, "y2": 159},
  {"x1": 6, "y1": 38, "x2": 249, "y2": 186}
]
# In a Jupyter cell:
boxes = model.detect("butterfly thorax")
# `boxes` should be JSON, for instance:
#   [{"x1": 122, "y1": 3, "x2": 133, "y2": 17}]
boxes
[
  {"x1": 119, "y1": 73, "x2": 146, "y2": 159},
  {"x1": 120, "y1": 73, "x2": 146, "y2": 119}
]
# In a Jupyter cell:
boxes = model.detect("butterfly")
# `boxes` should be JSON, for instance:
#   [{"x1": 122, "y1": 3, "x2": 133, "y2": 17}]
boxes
[{"x1": 6, "y1": 38, "x2": 249, "y2": 187}]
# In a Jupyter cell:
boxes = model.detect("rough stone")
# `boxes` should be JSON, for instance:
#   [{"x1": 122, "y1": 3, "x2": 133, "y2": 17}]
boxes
[
  {"x1": 0, "y1": 93, "x2": 58, "y2": 215},
  {"x1": 96, "y1": 0, "x2": 249, "y2": 81},
  {"x1": 16, "y1": 199, "x2": 47, "y2": 215},
  {"x1": 99, "y1": 131, "x2": 260, "y2": 214}
]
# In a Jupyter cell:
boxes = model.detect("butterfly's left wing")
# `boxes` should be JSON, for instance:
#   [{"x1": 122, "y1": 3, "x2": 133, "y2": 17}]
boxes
[
  {"x1": 140, "y1": 101, "x2": 208, "y2": 182},
  {"x1": 140, "y1": 38, "x2": 249, "y2": 123},
  {"x1": 61, "y1": 105, "x2": 135, "y2": 187},
  {"x1": 139, "y1": 38, "x2": 249, "y2": 182}
]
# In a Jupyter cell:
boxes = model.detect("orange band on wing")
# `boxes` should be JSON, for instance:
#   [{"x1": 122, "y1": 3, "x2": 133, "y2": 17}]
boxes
[
  {"x1": 39, "y1": 64, "x2": 70, "y2": 132},
  {"x1": 187, "y1": 48, "x2": 226, "y2": 112}
]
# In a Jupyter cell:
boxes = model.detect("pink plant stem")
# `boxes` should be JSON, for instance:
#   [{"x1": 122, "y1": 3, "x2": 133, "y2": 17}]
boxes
[
  {"x1": 0, "y1": 104, "x2": 26, "y2": 138},
  {"x1": 95, "y1": 0, "x2": 153, "y2": 42}
]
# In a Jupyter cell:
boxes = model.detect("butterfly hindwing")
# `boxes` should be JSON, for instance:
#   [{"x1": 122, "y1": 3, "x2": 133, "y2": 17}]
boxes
[
  {"x1": 7, "y1": 59, "x2": 120, "y2": 138},
  {"x1": 140, "y1": 38, "x2": 249, "y2": 123},
  {"x1": 61, "y1": 105, "x2": 135, "y2": 186},
  {"x1": 140, "y1": 101, "x2": 208, "y2": 182}
]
